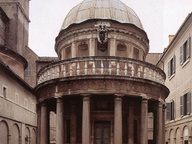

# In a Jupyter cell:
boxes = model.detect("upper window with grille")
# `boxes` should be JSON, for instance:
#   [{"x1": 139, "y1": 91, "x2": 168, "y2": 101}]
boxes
[{"x1": 180, "y1": 37, "x2": 191, "y2": 65}]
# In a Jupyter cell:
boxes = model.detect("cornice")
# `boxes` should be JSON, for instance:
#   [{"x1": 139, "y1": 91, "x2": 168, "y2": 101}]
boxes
[{"x1": 0, "y1": 45, "x2": 28, "y2": 69}]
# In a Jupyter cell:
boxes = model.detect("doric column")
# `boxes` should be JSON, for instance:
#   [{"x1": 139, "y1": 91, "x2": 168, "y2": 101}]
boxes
[
  {"x1": 37, "y1": 106, "x2": 41, "y2": 144},
  {"x1": 140, "y1": 97, "x2": 148, "y2": 144},
  {"x1": 157, "y1": 102, "x2": 163, "y2": 144},
  {"x1": 56, "y1": 98, "x2": 64, "y2": 144},
  {"x1": 162, "y1": 104, "x2": 166, "y2": 144},
  {"x1": 128, "y1": 99, "x2": 134, "y2": 144},
  {"x1": 70, "y1": 103, "x2": 76, "y2": 144},
  {"x1": 114, "y1": 96, "x2": 122, "y2": 144},
  {"x1": 82, "y1": 95, "x2": 90, "y2": 144},
  {"x1": 40, "y1": 102, "x2": 49, "y2": 144}
]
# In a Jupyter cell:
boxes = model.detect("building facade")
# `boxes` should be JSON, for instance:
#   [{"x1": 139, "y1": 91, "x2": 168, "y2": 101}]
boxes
[
  {"x1": 0, "y1": 0, "x2": 37, "y2": 144},
  {"x1": 35, "y1": 0, "x2": 169, "y2": 144},
  {"x1": 157, "y1": 13, "x2": 192, "y2": 144}
]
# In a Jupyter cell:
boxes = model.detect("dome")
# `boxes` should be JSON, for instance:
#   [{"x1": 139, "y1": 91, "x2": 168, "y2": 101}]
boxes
[{"x1": 61, "y1": 0, "x2": 144, "y2": 30}]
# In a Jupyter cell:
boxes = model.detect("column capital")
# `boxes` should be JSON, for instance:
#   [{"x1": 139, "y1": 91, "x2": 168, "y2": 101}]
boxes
[
  {"x1": 114, "y1": 93, "x2": 124, "y2": 97},
  {"x1": 141, "y1": 96, "x2": 149, "y2": 100},
  {"x1": 41, "y1": 101, "x2": 47, "y2": 107}
]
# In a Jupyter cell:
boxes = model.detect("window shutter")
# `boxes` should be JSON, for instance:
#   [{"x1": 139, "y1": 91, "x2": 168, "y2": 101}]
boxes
[
  {"x1": 187, "y1": 92, "x2": 191, "y2": 114},
  {"x1": 171, "y1": 101, "x2": 174, "y2": 120},
  {"x1": 186, "y1": 37, "x2": 191, "y2": 59},
  {"x1": 168, "y1": 61, "x2": 170, "y2": 77},
  {"x1": 180, "y1": 96, "x2": 184, "y2": 116},
  {"x1": 180, "y1": 46, "x2": 184, "y2": 64},
  {"x1": 173, "y1": 55, "x2": 176, "y2": 74},
  {"x1": 166, "y1": 103, "x2": 171, "y2": 121}
]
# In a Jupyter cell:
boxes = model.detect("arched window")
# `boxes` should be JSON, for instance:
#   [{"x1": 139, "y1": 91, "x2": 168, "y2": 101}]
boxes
[{"x1": 116, "y1": 42, "x2": 127, "y2": 57}]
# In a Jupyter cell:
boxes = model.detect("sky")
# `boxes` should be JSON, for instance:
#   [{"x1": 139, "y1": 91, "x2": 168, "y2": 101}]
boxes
[{"x1": 29, "y1": 0, "x2": 192, "y2": 57}]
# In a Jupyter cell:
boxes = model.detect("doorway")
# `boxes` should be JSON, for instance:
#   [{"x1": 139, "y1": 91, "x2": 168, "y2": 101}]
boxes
[{"x1": 94, "y1": 121, "x2": 110, "y2": 144}]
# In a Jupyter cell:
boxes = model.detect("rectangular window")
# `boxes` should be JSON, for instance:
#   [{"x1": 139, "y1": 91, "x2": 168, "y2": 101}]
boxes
[
  {"x1": 168, "y1": 55, "x2": 176, "y2": 78},
  {"x1": 180, "y1": 92, "x2": 191, "y2": 116},
  {"x1": 180, "y1": 37, "x2": 191, "y2": 65},
  {"x1": 166, "y1": 101, "x2": 174, "y2": 121}
]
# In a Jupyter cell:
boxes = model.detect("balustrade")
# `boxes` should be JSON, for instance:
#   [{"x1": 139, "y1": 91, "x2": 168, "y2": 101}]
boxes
[{"x1": 37, "y1": 57, "x2": 165, "y2": 85}]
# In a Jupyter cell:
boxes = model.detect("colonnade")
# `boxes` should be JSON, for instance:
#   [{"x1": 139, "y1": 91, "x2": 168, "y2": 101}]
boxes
[{"x1": 38, "y1": 96, "x2": 165, "y2": 144}]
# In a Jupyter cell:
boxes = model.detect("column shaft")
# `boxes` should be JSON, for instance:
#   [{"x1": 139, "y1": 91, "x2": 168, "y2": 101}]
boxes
[
  {"x1": 37, "y1": 106, "x2": 41, "y2": 144},
  {"x1": 157, "y1": 102, "x2": 163, "y2": 144},
  {"x1": 82, "y1": 96, "x2": 90, "y2": 144},
  {"x1": 40, "y1": 102, "x2": 48, "y2": 144},
  {"x1": 114, "y1": 97, "x2": 122, "y2": 144},
  {"x1": 140, "y1": 98, "x2": 148, "y2": 144},
  {"x1": 162, "y1": 105, "x2": 166, "y2": 144},
  {"x1": 56, "y1": 98, "x2": 64, "y2": 144}
]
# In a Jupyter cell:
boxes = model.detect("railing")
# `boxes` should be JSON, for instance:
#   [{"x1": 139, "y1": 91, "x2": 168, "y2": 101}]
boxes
[{"x1": 37, "y1": 56, "x2": 165, "y2": 85}]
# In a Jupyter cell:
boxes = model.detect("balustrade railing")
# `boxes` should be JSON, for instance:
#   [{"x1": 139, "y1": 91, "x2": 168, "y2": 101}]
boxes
[{"x1": 37, "y1": 56, "x2": 165, "y2": 85}]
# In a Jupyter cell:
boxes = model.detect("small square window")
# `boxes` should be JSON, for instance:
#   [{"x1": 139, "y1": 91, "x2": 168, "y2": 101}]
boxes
[{"x1": 25, "y1": 65, "x2": 32, "y2": 76}]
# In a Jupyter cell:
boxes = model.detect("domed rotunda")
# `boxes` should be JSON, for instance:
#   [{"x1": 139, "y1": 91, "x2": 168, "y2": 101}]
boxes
[{"x1": 35, "y1": 0, "x2": 169, "y2": 144}]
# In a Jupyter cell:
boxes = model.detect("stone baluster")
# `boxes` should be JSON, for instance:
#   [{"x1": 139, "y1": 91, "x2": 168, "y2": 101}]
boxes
[
  {"x1": 84, "y1": 61, "x2": 88, "y2": 74},
  {"x1": 47, "y1": 69, "x2": 50, "y2": 80},
  {"x1": 56, "y1": 66, "x2": 60, "y2": 78},
  {"x1": 62, "y1": 64, "x2": 66, "y2": 77},
  {"x1": 52, "y1": 67, "x2": 55, "y2": 79},
  {"x1": 116, "y1": 62, "x2": 120, "y2": 75},
  {"x1": 70, "y1": 63, "x2": 73, "y2": 76},
  {"x1": 101, "y1": 60, "x2": 104, "y2": 74},
  {"x1": 138, "y1": 66, "x2": 141, "y2": 77},
  {"x1": 144, "y1": 67, "x2": 147, "y2": 78},
  {"x1": 153, "y1": 70, "x2": 156, "y2": 81},
  {"x1": 77, "y1": 62, "x2": 80, "y2": 75},
  {"x1": 131, "y1": 64, "x2": 134, "y2": 76},
  {"x1": 124, "y1": 62, "x2": 128, "y2": 76},
  {"x1": 92, "y1": 61, "x2": 96, "y2": 74},
  {"x1": 149, "y1": 69, "x2": 152, "y2": 79},
  {"x1": 109, "y1": 61, "x2": 112, "y2": 75}
]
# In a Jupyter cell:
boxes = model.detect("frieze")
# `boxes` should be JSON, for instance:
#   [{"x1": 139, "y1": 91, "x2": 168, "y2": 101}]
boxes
[{"x1": 36, "y1": 78, "x2": 169, "y2": 102}]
